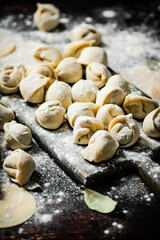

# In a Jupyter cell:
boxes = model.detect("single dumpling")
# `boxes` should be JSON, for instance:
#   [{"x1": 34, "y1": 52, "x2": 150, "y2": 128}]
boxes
[
  {"x1": 143, "y1": 107, "x2": 160, "y2": 138},
  {"x1": 69, "y1": 23, "x2": 102, "y2": 46},
  {"x1": 33, "y1": 3, "x2": 60, "y2": 32},
  {"x1": 45, "y1": 80, "x2": 72, "y2": 109},
  {"x1": 96, "y1": 74, "x2": 131, "y2": 107},
  {"x1": 0, "y1": 100, "x2": 15, "y2": 130},
  {"x1": 82, "y1": 130, "x2": 119, "y2": 163},
  {"x1": 108, "y1": 114, "x2": 140, "y2": 148},
  {"x1": 4, "y1": 120, "x2": 33, "y2": 150},
  {"x1": 123, "y1": 93, "x2": 158, "y2": 119},
  {"x1": 55, "y1": 57, "x2": 83, "y2": 84},
  {"x1": 3, "y1": 149, "x2": 35, "y2": 186},
  {"x1": 19, "y1": 73, "x2": 52, "y2": 103},
  {"x1": 96, "y1": 104, "x2": 124, "y2": 130},
  {"x1": 35, "y1": 100, "x2": 66, "y2": 129},
  {"x1": 0, "y1": 64, "x2": 25, "y2": 94},
  {"x1": 67, "y1": 102, "x2": 99, "y2": 128},
  {"x1": 86, "y1": 62, "x2": 111, "y2": 89},
  {"x1": 73, "y1": 116, "x2": 104, "y2": 145}
]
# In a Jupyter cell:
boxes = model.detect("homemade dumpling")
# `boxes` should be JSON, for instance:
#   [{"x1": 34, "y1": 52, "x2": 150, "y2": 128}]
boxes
[
  {"x1": 123, "y1": 93, "x2": 158, "y2": 119},
  {"x1": 55, "y1": 57, "x2": 83, "y2": 83},
  {"x1": 0, "y1": 64, "x2": 25, "y2": 94},
  {"x1": 4, "y1": 120, "x2": 32, "y2": 150},
  {"x1": 71, "y1": 79, "x2": 99, "y2": 103},
  {"x1": 96, "y1": 104, "x2": 124, "y2": 130},
  {"x1": 35, "y1": 100, "x2": 66, "y2": 129},
  {"x1": 83, "y1": 130, "x2": 119, "y2": 163},
  {"x1": 143, "y1": 107, "x2": 160, "y2": 138},
  {"x1": 0, "y1": 101, "x2": 15, "y2": 130},
  {"x1": 73, "y1": 116, "x2": 104, "y2": 145},
  {"x1": 96, "y1": 74, "x2": 131, "y2": 107},
  {"x1": 19, "y1": 73, "x2": 52, "y2": 103},
  {"x1": 108, "y1": 114, "x2": 140, "y2": 148},
  {"x1": 3, "y1": 149, "x2": 35, "y2": 186},
  {"x1": 45, "y1": 80, "x2": 72, "y2": 109},
  {"x1": 33, "y1": 3, "x2": 60, "y2": 32}
]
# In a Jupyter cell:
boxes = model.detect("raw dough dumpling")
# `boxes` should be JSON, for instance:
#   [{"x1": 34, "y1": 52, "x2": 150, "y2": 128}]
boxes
[
  {"x1": 19, "y1": 73, "x2": 52, "y2": 103},
  {"x1": 45, "y1": 80, "x2": 72, "y2": 109},
  {"x1": 96, "y1": 74, "x2": 131, "y2": 107},
  {"x1": 4, "y1": 120, "x2": 32, "y2": 150},
  {"x1": 0, "y1": 64, "x2": 25, "y2": 94},
  {"x1": 67, "y1": 102, "x2": 99, "y2": 128},
  {"x1": 55, "y1": 57, "x2": 83, "y2": 84},
  {"x1": 3, "y1": 149, "x2": 35, "y2": 186},
  {"x1": 70, "y1": 23, "x2": 102, "y2": 46},
  {"x1": 35, "y1": 100, "x2": 66, "y2": 129},
  {"x1": 108, "y1": 114, "x2": 140, "y2": 148},
  {"x1": 86, "y1": 62, "x2": 111, "y2": 89},
  {"x1": 73, "y1": 116, "x2": 104, "y2": 145},
  {"x1": 123, "y1": 93, "x2": 158, "y2": 119},
  {"x1": 0, "y1": 40, "x2": 16, "y2": 57},
  {"x1": 143, "y1": 107, "x2": 160, "y2": 138},
  {"x1": 83, "y1": 130, "x2": 119, "y2": 163},
  {"x1": 34, "y1": 46, "x2": 63, "y2": 68},
  {"x1": 77, "y1": 46, "x2": 108, "y2": 66},
  {"x1": 96, "y1": 104, "x2": 124, "y2": 130},
  {"x1": 71, "y1": 79, "x2": 99, "y2": 103},
  {"x1": 33, "y1": 3, "x2": 60, "y2": 32},
  {"x1": 0, "y1": 101, "x2": 15, "y2": 130}
]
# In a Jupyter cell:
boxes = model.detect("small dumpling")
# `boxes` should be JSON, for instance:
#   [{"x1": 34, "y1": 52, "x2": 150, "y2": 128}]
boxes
[
  {"x1": 3, "y1": 149, "x2": 35, "y2": 186},
  {"x1": 73, "y1": 116, "x2": 104, "y2": 145},
  {"x1": 35, "y1": 100, "x2": 66, "y2": 129},
  {"x1": 71, "y1": 79, "x2": 99, "y2": 103},
  {"x1": 96, "y1": 104, "x2": 124, "y2": 130},
  {"x1": 143, "y1": 107, "x2": 160, "y2": 138},
  {"x1": 33, "y1": 3, "x2": 60, "y2": 32},
  {"x1": 77, "y1": 46, "x2": 108, "y2": 66},
  {"x1": 4, "y1": 120, "x2": 32, "y2": 150},
  {"x1": 19, "y1": 73, "x2": 52, "y2": 103},
  {"x1": 108, "y1": 114, "x2": 140, "y2": 148},
  {"x1": 82, "y1": 130, "x2": 119, "y2": 163},
  {"x1": 34, "y1": 46, "x2": 63, "y2": 68},
  {"x1": 69, "y1": 23, "x2": 102, "y2": 46},
  {"x1": 96, "y1": 74, "x2": 131, "y2": 107},
  {"x1": 123, "y1": 93, "x2": 158, "y2": 119},
  {"x1": 0, "y1": 64, "x2": 25, "y2": 94},
  {"x1": 55, "y1": 57, "x2": 83, "y2": 84},
  {"x1": 0, "y1": 101, "x2": 15, "y2": 130},
  {"x1": 67, "y1": 102, "x2": 99, "y2": 128},
  {"x1": 45, "y1": 80, "x2": 72, "y2": 109}
]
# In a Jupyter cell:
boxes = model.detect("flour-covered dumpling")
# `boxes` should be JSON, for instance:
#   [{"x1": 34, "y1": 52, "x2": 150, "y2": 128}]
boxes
[
  {"x1": 4, "y1": 120, "x2": 32, "y2": 150},
  {"x1": 74, "y1": 116, "x2": 104, "y2": 145},
  {"x1": 35, "y1": 101, "x2": 66, "y2": 129},
  {"x1": 45, "y1": 80, "x2": 72, "y2": 109},
  {"x1": 86, "y1": 62, "x2": 111, "y2": 89},
  {"x1": 0, "y1": 64, "x2": 25, "y2": 94},
  {"x1": 143, "y1": 107, "x2": 160, "y2": 138},
  {"x1": 0, "y1": 101, "x2": 15, "y2": 130},
  {"x1": 33, "y1": 3, "x2": 60, "y2": 32},
  {"x1": 67, "y1": 102, "x2": 99, "y2": 128},
  {"x1": 96, "y1": 74, "x2": 131, "y2": 107},
  {"x1": 3, "y1": 149, "x2": 35, "y2": 186},
  {"x1": 55, "y1": 57, "x2": 83, "y2": 84},
  {"x1": 20, "y1": 73, "x2": 52, "y2": 103},
  {"x1": 70, "y1": 23, "x2": 102, "y2": 46},
  {"x1": 108, "y1": 114, "x2": 140, "y2": 148},
  {"x1": 96, "y1": 104, "x2": 124, "y2": 130},
  {"x1": 34, "y1": 46, "x2": 63, "y2": 68},
  {"x1": 123, "y1": 93, "x2": 158, "y2": 119},
  {"x1": 83, "y1": 130, "x2": 119, "y2": 163}
]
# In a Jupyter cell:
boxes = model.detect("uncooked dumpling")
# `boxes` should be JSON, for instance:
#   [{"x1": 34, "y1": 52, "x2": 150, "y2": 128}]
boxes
[
  {"x1": 83, "y1": 130, "x2": 119, "y2": 163},
  {"x1": 143, "y1": 107, "x2": 160, "y2": 138},
  {"x1": 4, "y1": 120, "x2": 32, "y2": 150},
  {"x1": 0, "y1": 100, "x2": 15, "y2": 130},
  {"x1": 3, "y1": 149, "x2": 35, "y2": 186},
  {"x1": 35, "y1": 100, "x2": 66, "y2": 129}
]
